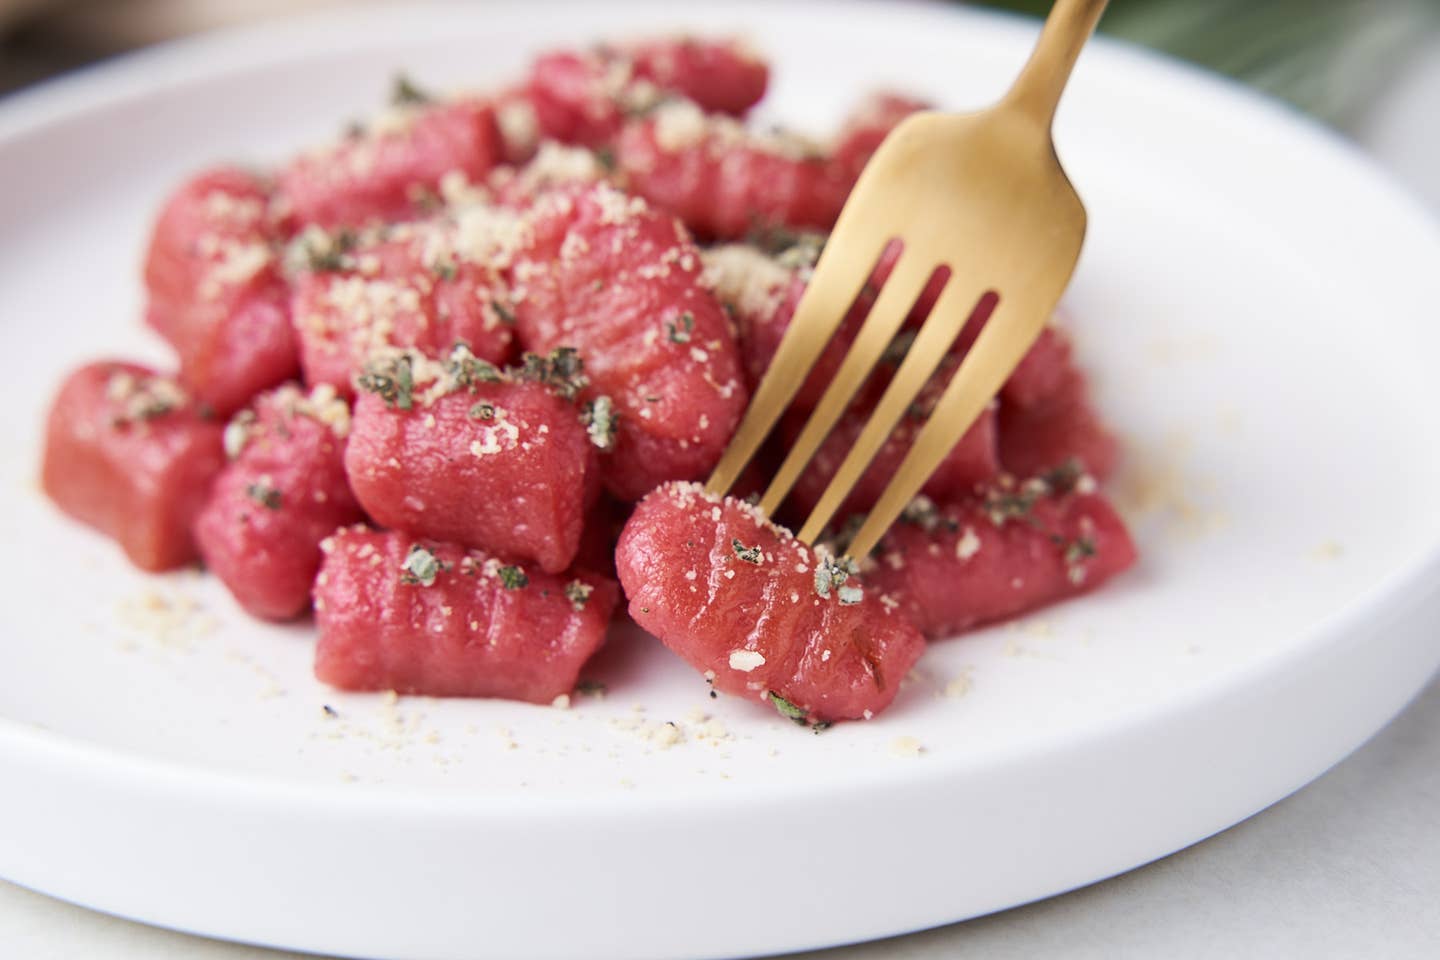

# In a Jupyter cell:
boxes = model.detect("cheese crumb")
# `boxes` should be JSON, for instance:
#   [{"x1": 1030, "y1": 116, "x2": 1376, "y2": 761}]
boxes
[
  {"x1": 496, "y1": 98, "x2": 540, "y2": 156},
  {"x1": 652, "y1": 99, "x2": 709, "y2": 151},
  {"x1": 890, "y1": 736, "x2": 924, "y2": 758},
  {"x1": 943, "y1": 671, "x2": 974, "y2": 698},
  {"x1": 700, "y1": 244, "x2": 791, "y2": 318},
  {"x1": 955, "y1": 526, "x2": 981, "y2": 561},
  {"x1": 653, "y1": 722, "x2": 683, "y2": 748},
  {"x1": 729, "y1": 650, "x2": 766, "y2": 672}
]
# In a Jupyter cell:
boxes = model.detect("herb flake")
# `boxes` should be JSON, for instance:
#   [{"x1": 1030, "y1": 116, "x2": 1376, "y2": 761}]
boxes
[
  {"x1": 515, "y1": 347, "x2": 588, "y2": 400},
  {"x1": 400, "y1": 544, "x2": 445, "y2": 586},
  {"x1": 576, "y1": 679, "x2": 607, "y2": 697},
  {"x1": 245, "y1": 478, "x2": 282, "y2": 510},
  {"x1": 768, "y1": 692, "x2": 809, "y2": 725},
  {"x1": 899, "y1": 495, "x2": 942, "y2": 533},
  {"x1": 564, "y1": 579, "x2": 594, "y2": 610},
  {"x1": 581, "y1": 396, "x2": 617, "y2": 451},
  {"x1": 666, "y1": 312, "x2": 694, "y2": 344},
  {"x1": 304, "y1": 228, "x2": 358, "y2": 272},
  {"x1": 1040, "y1": 458, "x2": 1087, "y2": 496},
  {"x1": 983, "y1": 482, "x2": 1044, "y2": 527},
  {"x1": 731, "y1": 538, "x2": 763, "y2": 565},
  {"x1": 447, "y1": 343, "x2": 503, "y2": 389},
  {"x1": 813, "y1": 554, "x2": 855, "y2": 599},
  {"x1": 356, "y1": 353, "x2": 416, "y2": 410},
  {"x1": 1063, "y1": 535, "x2": 1098, "y2": 584},
  {"x1": 880, "y1": 330, "x2": 918, "y2": 367},
  {"x1": 496, "y1": 565, "x2": 529, "y2": 590},
  {"x1": 391, "y1": 73, "x2": 432, "y2": 106}
]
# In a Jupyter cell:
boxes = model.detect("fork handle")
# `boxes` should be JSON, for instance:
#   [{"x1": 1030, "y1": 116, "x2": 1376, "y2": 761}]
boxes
[{"x1": 1002, "y1": 0, "x2": 1109, "y2": 129}]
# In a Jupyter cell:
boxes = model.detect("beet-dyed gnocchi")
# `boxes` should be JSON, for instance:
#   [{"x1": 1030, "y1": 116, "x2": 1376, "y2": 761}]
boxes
[{"x1": 40, "y1": 35, "x2": 1133, "y2": 720}]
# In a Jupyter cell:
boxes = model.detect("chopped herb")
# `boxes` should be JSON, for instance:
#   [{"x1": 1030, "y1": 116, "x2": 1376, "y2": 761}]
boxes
[
  {"x1": 400, "y1": 544, "x2": 446, "y2": 586},
  {"x1": 575, "y1": 679, "x2": 607, "y2": 697},
  {"x1": 899, "y1": 495, "x2": 941, "y2": 533},
  {"x1": 305, "y1": 228, "x2": 358, "y2": 272},
  {"x1": 828, "y1": 513, "x2": 868, "y2": 554},
  {"x1": 731, "y1": 538, "x2": 763, "y2": 565},
  {"x1": 468, "y1": 401, "x2": 496, "y2": 420},
  {"x1": 666, "y1": 311, "x2": 694, "y2": 343},
  {"x1": 391, "y1": 73, "x2": 432, "y2": 106},
  {"x1": 837, "y1": 584, "x2": 863, "y2": 605},
  {"x1": 1040, "y1": 458, "x2": 1087, "y2": 496},
  {"x1": 322, "y1": 704, "x2": 339, "y2": 718},
  {"x1": 245, "y1": 478, "x2": 282, "y2": 510},
  {"x1": 592, "y1": 278, "x2": 606, "y2": 292},
  {"x1": 356, "y1": 353, "x2": 415, "y2": 410},
  {"x1": 1064, "y1": 535, "x2": 1098, "y2": 565},
  {"x1": 581, "y1": 396, "x2": 617, "y2": 451},
  {"x1": 447, "y1": 343, "x2": 503, "y2": 389},
  {"x1": 768, "y1": 692, "x2": 809, "y2": 725},
  {"x1": 813, "y1": 554, "x2": 855, "y2": 599},
  {"x1": 775, "y1": 233, "x2": 825, "y2": 270},
  {"x1": 432, "y1": 259, "x2": 457, "y2": 281},
  {"x1": 1063, "y1": 535, "x2": 1098, "y2": 584},
  {"x1": 515, "y1": 347, "x2": 587, "y2": 400},
  {"x1": 595, "y1": 146, "x2": 617, "y2": 171},
  {"x1": 983, "y1": 484, "x2": 1042, "y2": 527},
  {"x1": 880, "y1": 330, "x2": 918, "y2": 367},
  {"x1": 746, "y1": 223, "x2": 826, "y2": 259},
  {"x1": 564, "y1": 579, "x2": 594, "y2": 610},
  {"x1": 496, "y1": 565, "x2": 529, "y2": 590},
  {"x1": 343, "y1": 120, "x2": 365, "y2": 140},
  {"x1": 811, "y1": 721, "x2": 832, "y2": 734},
  {"x1": 644, "y1": 395, "x2": 661, "y2": 403},
  {"x1": 395, "y1": 356, "x2": 414, "y2": 410},
  {"x1": 106, "y1": 372, "x2": 187, "y2": 426},
  {"x1": 905, "y1": 398, "x2": 935, "y2": 422},
  {"x1": 491, "y1": 300, "x2": 516, "y2": 325}
]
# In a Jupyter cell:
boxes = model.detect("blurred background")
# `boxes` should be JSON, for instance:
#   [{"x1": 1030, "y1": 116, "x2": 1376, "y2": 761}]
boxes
[{"x1": 1, "y1": 0, "x2": 1438, "y2": 207}]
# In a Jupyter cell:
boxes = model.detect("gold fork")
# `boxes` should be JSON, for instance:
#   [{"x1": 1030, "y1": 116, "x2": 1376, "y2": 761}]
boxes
[{"x1": 706, "y1": 0, "x2": 1108, "y2": 561}]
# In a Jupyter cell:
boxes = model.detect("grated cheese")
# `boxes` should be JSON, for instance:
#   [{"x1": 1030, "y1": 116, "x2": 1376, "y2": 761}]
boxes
[{"x1": 728, "y1": 650, "x2": 766, "y2": 673}]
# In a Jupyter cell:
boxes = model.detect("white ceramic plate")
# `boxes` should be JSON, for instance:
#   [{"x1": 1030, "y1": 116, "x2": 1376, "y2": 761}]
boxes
[{"x1": 4, "y1": 2, "x2": 1440, "y2": 958}]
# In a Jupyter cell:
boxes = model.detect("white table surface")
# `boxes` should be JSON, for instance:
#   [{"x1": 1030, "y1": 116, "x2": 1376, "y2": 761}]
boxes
[{"x1": 5, "y1": 30, "x2": 1440, "y2": 960}]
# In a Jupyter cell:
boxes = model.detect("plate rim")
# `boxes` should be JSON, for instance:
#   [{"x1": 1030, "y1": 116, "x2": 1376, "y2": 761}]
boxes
[
  {"x1": 4, "y1": 3, "x2": 1440, "y2": 957},
  {"x1": 2, "y1": 0, "x2": 1439, "y2": 809}
]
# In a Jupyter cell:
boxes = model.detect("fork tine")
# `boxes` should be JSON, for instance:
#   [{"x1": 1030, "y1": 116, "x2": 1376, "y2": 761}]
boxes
[
  {"x1": 704, "y1": 228, "x2": 892, "y2": 497},
  {"x1": 842, "y1": 288, "x2": 1058, "y2": 560},
  {"x1": 794, "y1": 279, "x2": 990, "y2": 544},
  {"x1": 758, "y1": 251, "x2": 941, "y2": 517}
]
